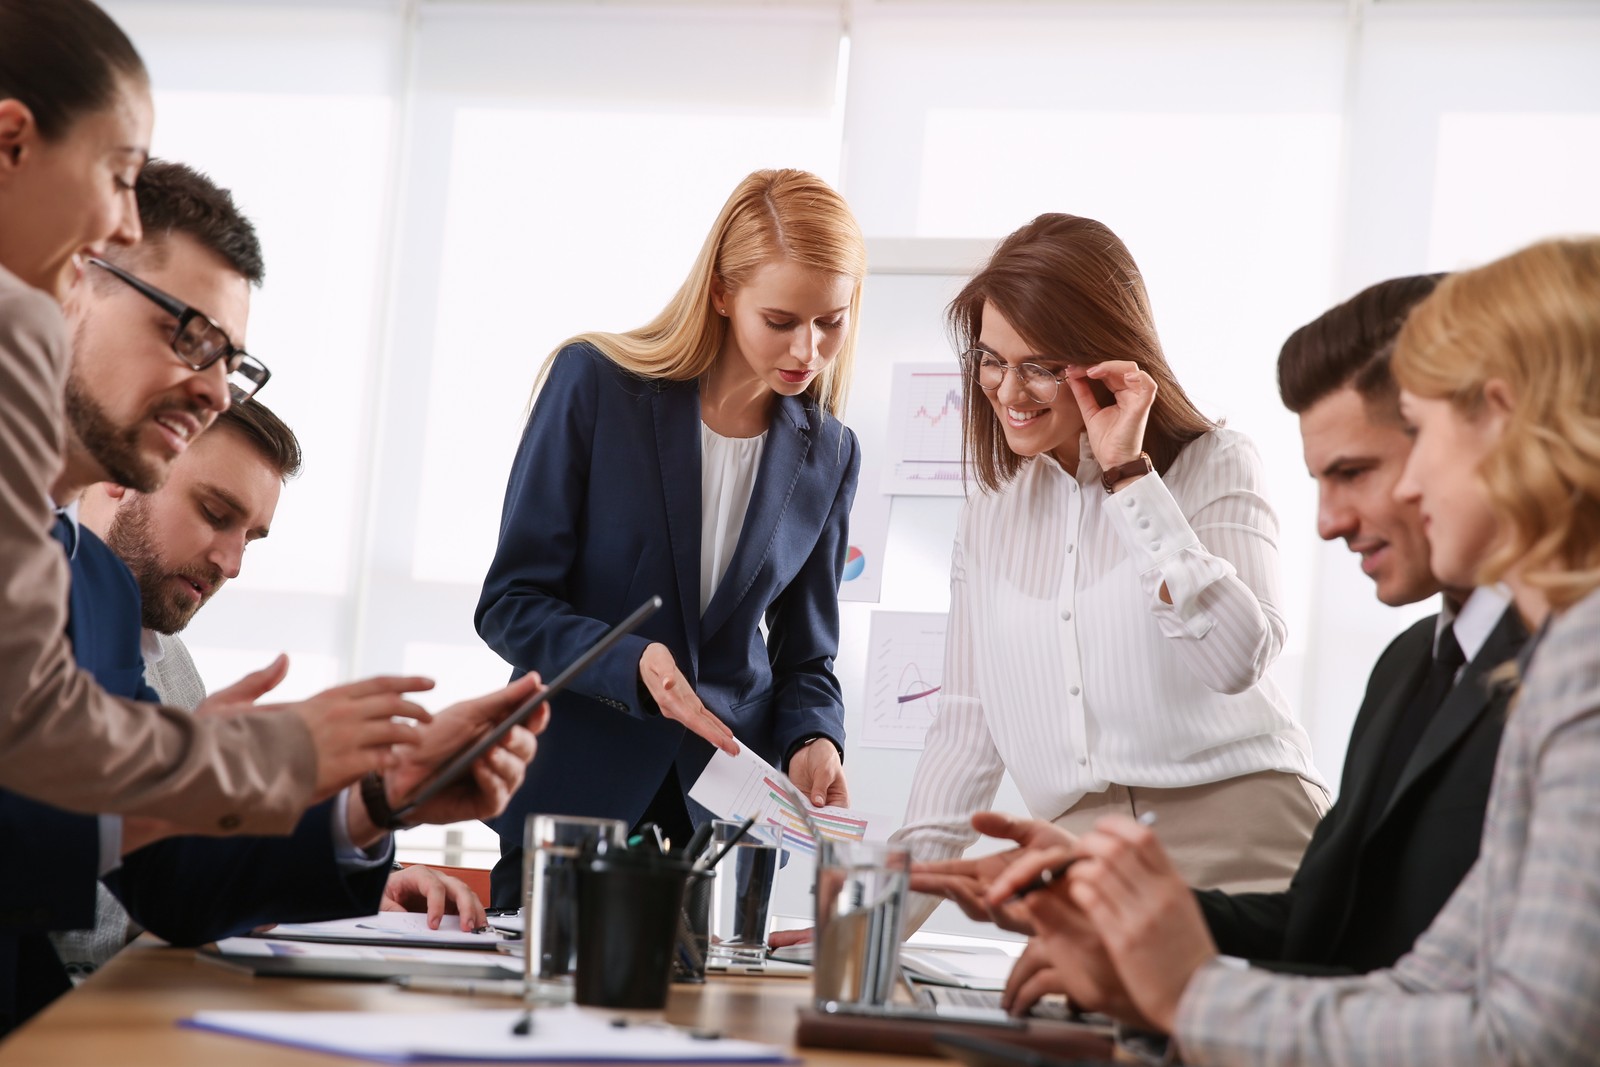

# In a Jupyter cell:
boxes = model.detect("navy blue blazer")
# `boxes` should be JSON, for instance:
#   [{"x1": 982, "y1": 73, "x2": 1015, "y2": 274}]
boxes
[
  {"x1": 476, "y1": 344, "x2": 859, "y2": 863},
  {"x1": 0, "y1": 527, "x2": 387, "y2": 1036}
]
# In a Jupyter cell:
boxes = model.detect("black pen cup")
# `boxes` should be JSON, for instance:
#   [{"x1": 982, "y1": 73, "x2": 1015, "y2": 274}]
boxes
[
  {"x1": 673, "y1": 869, "x2": 714, "y2": 984},
  {"x1": 574, "y1": 851, "x2": 692, "y2": 1009}
]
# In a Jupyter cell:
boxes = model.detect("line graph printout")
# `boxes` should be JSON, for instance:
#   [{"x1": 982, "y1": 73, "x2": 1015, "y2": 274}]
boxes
[
  {"x1": 862, "y1": 611, "x2": 948, "y2": 750},
  {"x1": 883, "y1": 363, "x2": 970, "y2": 497},
  {"x1": 688, "y1": 746, "x2": 893, "y2": 856}
]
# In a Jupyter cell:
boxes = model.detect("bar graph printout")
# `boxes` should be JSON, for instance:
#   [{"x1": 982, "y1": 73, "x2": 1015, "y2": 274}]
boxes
[
  {"x1": 861, "y1": 611, "x2": 948, "y2": 750},
  {"x1": 689, "y1": 745, "x2": 893, "y2": 856},
  {"x1": 883, "y1": 362, "x2": 971, "y2": 497}
]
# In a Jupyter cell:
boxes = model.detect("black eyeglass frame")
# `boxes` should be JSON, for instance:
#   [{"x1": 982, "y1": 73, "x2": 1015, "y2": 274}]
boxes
[
  {"x1": 960, "y1": 347, "x2": 1069, "y2": 404},
  {"x1": 87, "y1": 256, "x2": 271, "y2": 403}
]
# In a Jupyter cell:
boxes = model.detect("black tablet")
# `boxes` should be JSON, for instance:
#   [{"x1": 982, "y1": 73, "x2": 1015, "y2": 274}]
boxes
[{"x1": 392, "y1": 595, "x2": 662, "y2": 821}]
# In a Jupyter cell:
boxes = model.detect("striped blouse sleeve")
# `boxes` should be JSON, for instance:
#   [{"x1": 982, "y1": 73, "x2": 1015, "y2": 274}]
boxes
[{"x1": 1102, "y1": 431, "x2": 1287, "y2": 695}]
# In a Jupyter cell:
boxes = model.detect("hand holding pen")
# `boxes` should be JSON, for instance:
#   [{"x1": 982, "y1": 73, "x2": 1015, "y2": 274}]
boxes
[
  {"x1": 1001, "y1": 811, "x2": 1158, "y2": 904},
  {"x1": 993, "y1": 809, "x2": 1217, "y2": 1036}
]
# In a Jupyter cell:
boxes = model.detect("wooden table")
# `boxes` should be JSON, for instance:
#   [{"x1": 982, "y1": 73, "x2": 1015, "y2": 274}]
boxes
[{"x1": 0, "y1": 940, "x2": 953, "y2": 1066}]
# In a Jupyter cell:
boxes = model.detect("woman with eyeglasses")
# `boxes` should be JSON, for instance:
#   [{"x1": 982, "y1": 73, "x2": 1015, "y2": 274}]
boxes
[
  {"x1": 476, "y1": 169, "x2": 862, "y2": 905},
  {"x1": 893, "y1": 214, "x2": 1325, "y2": 931},
  {"x1": 993, "y1": 236, "x2": 1600, "y2": 1066}
]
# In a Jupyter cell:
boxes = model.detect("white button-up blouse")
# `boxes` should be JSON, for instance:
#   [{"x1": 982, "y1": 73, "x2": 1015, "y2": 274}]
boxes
[{"x1": 894, "y1": 427, "x2": 1322, "y2": 874}]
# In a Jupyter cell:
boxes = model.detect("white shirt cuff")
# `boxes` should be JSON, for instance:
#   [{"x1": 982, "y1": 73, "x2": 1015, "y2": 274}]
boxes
[{"x1": 331, "y1": 787, "x2": 395, "y2": 870}]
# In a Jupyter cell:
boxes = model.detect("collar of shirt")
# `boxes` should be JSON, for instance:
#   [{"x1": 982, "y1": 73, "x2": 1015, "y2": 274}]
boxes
[
  {"x1": 141, "y1": 629, "x2": 168, "y2": 669},
  {"x1": 53, "y1": 500, "x2": 83, "y2": 560},
  {"x1": 1442, "y1": 584, "x2": 1513, "y2": 663}
]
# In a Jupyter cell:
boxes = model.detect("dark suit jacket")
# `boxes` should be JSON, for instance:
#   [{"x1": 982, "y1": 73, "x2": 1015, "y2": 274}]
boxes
[
  {"x1": 0, "y1": 529, "x2": 387, "y2": 1037},
  {"x1": 477, "y1": 344, "x2": 859, "y2": 905},
  {"x1": 1198, "y1": 606, "x2": 1526, "y2": 973}
]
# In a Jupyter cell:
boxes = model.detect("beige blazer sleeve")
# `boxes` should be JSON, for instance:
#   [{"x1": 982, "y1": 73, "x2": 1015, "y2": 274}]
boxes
[{"x1": 0, "y1": 266, "x2": 314, "y2": 834}]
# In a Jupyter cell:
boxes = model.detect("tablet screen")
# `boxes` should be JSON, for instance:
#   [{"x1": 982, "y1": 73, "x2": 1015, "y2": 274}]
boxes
[{"x1": 392, "y1": 595, "x2": 662, "y2": 821}]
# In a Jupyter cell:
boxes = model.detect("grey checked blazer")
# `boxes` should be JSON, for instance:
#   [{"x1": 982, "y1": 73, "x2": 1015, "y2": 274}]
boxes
[{"x1": 1173, "y1": 586, "x2": 1600, "y2": 1066}]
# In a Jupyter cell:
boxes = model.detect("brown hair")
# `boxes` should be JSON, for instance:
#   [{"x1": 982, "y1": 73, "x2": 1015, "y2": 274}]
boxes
[
  {"x1": 213, "y1": 398, "x2": 301, "y2": 481},
  {"x1": 1393, "y1": 237, "x2": 1600, "y2": 609},
  {"x1": 110, "y1": 160, "x2": 266, "y2": 286},
  {"x1": 1278, "y1": 274, "x2": 1444, "y2": 422},
  {"x1": 948, "y1": 213, "x2": 1214, "y2": 492},
  {"x1": 0, "y1": 0, "x2": 146, "y2": 140}
]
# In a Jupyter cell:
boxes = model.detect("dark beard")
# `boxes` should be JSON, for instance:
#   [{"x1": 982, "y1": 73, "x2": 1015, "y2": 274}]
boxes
[
  {"x1": 64, "y1": 373, "x2": 165, "y2": 494},
  {"x1": 102, "y1": 495, "x2": 211, "y2": 635}
]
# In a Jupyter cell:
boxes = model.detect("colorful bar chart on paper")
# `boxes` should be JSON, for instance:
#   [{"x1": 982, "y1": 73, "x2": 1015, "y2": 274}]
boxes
[{"x1": 688, "y1": 745, "x2": 892, "y2": 855}]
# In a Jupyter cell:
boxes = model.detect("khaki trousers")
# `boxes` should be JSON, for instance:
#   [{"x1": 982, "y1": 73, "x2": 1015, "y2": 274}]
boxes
[{"x1": 1053, "y1": 770, "x2": 1330, "y2": 894}]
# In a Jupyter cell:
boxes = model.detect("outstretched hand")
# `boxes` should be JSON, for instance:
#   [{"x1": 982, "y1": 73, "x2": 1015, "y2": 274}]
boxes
[
  {"x1": 640, "y1": 642, "x2": 739, "y2": 755},
  {"x1": 199, "y1": 657, "x2": 437, "y2": 799}
]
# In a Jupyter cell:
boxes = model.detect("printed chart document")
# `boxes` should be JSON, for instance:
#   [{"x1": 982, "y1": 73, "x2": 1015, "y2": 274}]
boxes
[
  {"x1": 262, "y1": 912, "x2": 504, "y2": 950},
  {"x1": 881, "y1": 363, "x2": 971, "y2": 497},
  {"x1": 184, "y1": 1006, "x2": 792, "y2": 1063},
  {"x1": 861, "y1": 610, "x2": 948, "y2": 750},
  {"x1": 688, "y1": 746, "x2": 892, "y2": 855}
]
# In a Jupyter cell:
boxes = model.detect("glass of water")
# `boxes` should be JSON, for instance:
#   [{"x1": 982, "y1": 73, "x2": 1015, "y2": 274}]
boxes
[
  {"x1": 812, "y1": 839, "x2": 911, "y2": 1009},
  {"x1": 707, "y1": 818, "x2": 782, "y2": 966},
  {"x1": 522, "y1": 813, "x2": 626, "y2": 1003}
]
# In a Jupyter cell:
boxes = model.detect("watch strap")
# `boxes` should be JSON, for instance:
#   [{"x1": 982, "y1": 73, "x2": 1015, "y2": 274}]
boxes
[
  {"x1": 360, "y1": 771, "x2": 413, "y2": 832},
  {"x1": 1101, "y1": 451, "x2": 1153, "y2": 493}
]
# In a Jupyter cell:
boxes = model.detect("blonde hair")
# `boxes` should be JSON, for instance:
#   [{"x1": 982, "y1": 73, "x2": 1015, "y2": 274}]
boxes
[
  {"x1": 539, "y1": 169, "x2": 866, "y2": 418},
  {"x1": 1392, "y1": 236, "x2": 1600, "y2": 610}
]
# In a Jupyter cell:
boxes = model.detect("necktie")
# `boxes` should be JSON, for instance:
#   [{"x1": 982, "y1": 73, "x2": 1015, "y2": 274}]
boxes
[{"x1": 1362, "y1": 623, "x2": 1466, "y2": 836}]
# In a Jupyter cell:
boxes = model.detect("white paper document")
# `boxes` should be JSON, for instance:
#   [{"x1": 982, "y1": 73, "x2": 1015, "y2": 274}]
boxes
[
  {"x1": 215, "y1": 937, "x2": 520, "y2": 971},
  {"x1": 838, "y1": 486, "x2": 890, "y2": 603},
  {"x1": 861, "y1": 610, "x2": 948, "y2": 750},
  {"x1": 260, "y1": 912, "x2": 504, "y2": 950},
  {"x1": 185, "y1": 1006, "x2": 792, "y2": 1063},
  {"x1": 899, "y1": 946, "x2": 1018, "y2": 991},
  {"x1": 688, "y1": 745, "x2": 892, "y2": 855}
]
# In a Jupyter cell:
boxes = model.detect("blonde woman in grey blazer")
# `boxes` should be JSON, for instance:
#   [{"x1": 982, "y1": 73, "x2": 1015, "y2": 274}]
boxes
[{"x1": 988, "y1": 236, "x2": 1600, "y2": 1066}]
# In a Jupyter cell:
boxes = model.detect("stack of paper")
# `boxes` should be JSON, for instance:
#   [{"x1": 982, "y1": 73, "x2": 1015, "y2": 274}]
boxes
[
  {"x1": 184, "y1": 1006, "x2": 792, "y2": 1063},
  {"x1": 264, "y1": 912, "x2": 505, "y2": 950}
]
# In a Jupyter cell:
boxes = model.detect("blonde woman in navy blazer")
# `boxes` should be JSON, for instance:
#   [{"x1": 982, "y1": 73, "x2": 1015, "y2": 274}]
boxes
[{"x1": 476, "y1": 170, "x2": 864, "y2": 904}]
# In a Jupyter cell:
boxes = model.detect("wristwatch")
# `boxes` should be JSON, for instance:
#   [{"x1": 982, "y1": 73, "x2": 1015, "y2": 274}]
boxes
[
  {"x1": 360, "y1": 771, "x2": 414, "y2": 832},
  {"x1": 1101, "y1": 451, "x2": 1153, "y2": 493}
]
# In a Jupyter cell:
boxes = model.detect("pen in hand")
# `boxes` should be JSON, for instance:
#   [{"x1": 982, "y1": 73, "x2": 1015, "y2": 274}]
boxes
[{"x1": 1005, "y1": 810, "x2": 1158, "y2": 904}]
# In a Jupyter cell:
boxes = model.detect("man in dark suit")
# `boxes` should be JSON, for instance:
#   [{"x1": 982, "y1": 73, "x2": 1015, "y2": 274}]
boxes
[
  {"x1": 1193, "y1": 274, "x2": 1526, "y2": 975},
  {"x1": 913, "y1": 274, "x2": 1526, "y2": 1011}
]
